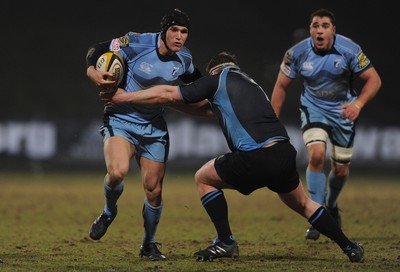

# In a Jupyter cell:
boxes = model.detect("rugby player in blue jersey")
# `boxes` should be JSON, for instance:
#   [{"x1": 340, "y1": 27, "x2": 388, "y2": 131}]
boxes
[
  {"x1": 271, "y1": 8, "x2": 381, "y2": 241},
  {"x1": 100, "y1": 51, "x2": 365, "y2": 263},
  {"x1": 85, "y1": 8, "x2": 205, "y2": 260}
]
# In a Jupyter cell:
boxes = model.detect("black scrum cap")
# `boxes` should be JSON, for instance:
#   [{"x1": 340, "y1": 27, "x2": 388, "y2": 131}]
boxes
[{"x1": 160, "y1": 8, "x2": 190, "y2": 40}]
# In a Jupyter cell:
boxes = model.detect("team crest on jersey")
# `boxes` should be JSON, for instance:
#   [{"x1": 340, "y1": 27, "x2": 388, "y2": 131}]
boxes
[
  {"x1": 334, "y1": 59, "x2": 341, "y2": 68},
  {"x1": 171, "y1": 66, "x2": 180, "y2": 77},
  {"x1": 357, "y1": 52, "x2": 369, "y2": 68}
]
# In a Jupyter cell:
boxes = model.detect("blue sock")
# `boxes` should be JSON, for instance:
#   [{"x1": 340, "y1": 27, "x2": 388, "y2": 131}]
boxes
[
  {"x1": 142, "y1": 198, "x2": 162, "y2": 245},
  {"x1": 103, "y1": 178, "x2": 124, "y2": 217},
  {"x1": 306, "y1": 168, "x2": 326, "y2": 205},
  {"x1": 326, "y1": 170, "x2": 347, "y2": 208}
]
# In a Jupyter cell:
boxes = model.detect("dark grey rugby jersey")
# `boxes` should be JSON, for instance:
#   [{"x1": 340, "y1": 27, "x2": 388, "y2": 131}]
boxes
[{"x1": 179, "y1": 66, "x2": 289, "y2": 151}]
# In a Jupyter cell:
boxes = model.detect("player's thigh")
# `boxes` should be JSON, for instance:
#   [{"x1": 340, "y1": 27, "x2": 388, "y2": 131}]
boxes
[
  {"x1": 303, "y1": 127, "x2": 329, "y2": 147},
  {"x1": 303, "y1": 127, "x2": 328, "y2": 165},
  {"x1": 104, "y1": 136, "x2": 135, "y2": 173},
  {"x1": 139, "y1": 156, "x2": 166, "y2": 192},
  {"x1": 195, "y1": 158, "x2": 229, "y2": 188}
]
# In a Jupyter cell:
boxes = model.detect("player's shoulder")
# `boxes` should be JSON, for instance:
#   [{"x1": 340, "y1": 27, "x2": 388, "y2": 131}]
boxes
[
  {"x1": 110, "y1": 32, "x2": 157, "y2": 51},
  {"x1": 289, "y1": 37, "x2": 313, "y2": 57},
  {"x1": 177, "y1": 46, "x2": 192, "y2": 57},
  {"x1": 176, "y1": 46, "x2": 194, "y2": 63},
  {"x1": 334, "y1": 34, "x2": 362, "y2": 54},
  {"x1": 126, "y1": 32, "x2": 158, "y2": 45}
]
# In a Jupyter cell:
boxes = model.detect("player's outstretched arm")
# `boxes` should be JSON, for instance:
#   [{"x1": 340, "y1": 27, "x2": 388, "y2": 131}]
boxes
[
  {"x1": 100, "y1": 86, "x2": 182, "y2": 105},
  {"x1": 100, "y1": 87, "x2": 214, "y2": 117}
]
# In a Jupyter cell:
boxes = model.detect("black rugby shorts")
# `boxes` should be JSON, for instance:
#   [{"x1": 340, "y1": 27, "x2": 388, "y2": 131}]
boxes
[{"x1": 214, "y1": 140, "x2": 300, "y2": 195}]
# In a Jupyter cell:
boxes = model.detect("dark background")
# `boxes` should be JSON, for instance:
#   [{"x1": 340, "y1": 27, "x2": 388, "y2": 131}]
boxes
[{"x1": 1, "y1": 0, "x2": 397, "y2": 126}]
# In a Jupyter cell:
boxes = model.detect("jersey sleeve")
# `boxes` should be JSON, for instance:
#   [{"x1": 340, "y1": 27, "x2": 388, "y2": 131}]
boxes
[
  {"x1": 280, "y1": 48, "x2": 298, "y2": 79},
  {"x1": 85, "y1": 40, "x2": 112, "y2": 68},
  {"x1": 86, "y1": 32, "x2": 132, "y2": 68},
  {"x1": 280, "y1": 38, "x2": 310, "y2": 79},
  {"x1": 109, "y1": 33, "x2": 130, "y2": 51},
  {"x1": 179, "y1": 66, "x2": 203, "y2": 83},
  {"x1": 351, "y1": 51, "x2": 372, "y2": 74},
  {"x1": 179, "y1": 75, "x2": 219, "y2": 103}
]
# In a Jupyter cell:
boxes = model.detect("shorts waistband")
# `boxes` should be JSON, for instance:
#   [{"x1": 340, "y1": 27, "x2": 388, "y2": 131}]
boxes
[{"x1": 262, "y1": 139, "x2": 287, "y2": 149}]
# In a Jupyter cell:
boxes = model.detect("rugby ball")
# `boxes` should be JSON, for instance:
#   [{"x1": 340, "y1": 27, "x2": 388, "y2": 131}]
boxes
[{"x1": 96, "y1": 51, "x2": 125, "y2": 87}]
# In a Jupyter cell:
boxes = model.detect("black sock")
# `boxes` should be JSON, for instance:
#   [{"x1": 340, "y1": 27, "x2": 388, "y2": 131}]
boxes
[
  {"x1": 309, "y1": 206, "x2": 356, "y2": 252},
  {"x1": 201, "y1": 190, "x2": 234, "y2": 245}
]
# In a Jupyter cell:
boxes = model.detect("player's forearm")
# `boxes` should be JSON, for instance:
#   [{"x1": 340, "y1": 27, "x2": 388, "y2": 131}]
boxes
[
  {"x1": 357, "y1": 79, "x2": 381, "y2": 107},
  {"x1": 271, "y1": 89, "x2": 286, "y2": 118},
  {"x1": 271, "y1": 72, "x2": 291, "y2": 118},
  {"x1": 128, "y1": 85, "x2": 182, "y2": 105},
  {"x1": 357, "y1": 67, "x2": 382, "y2": 107}
]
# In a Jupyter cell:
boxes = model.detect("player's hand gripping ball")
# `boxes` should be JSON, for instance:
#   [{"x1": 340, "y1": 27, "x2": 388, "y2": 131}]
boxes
[{"x1": 96, "y1": 52, "x2": 125, "y2": 91}]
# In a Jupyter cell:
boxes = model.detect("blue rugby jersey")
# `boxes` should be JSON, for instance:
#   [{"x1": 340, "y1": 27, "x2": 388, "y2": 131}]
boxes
[
  {"x1": 107, "y1": 32, "x2": 197, "y2": 124},
  {"x1": 280, "y1": 34, "x2": 372, "y2": 116}
]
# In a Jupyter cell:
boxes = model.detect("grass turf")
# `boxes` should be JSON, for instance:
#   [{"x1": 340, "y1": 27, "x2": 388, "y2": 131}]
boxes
[{"x1": 0, "y1": 171, "x2": 399, "y2": 271}]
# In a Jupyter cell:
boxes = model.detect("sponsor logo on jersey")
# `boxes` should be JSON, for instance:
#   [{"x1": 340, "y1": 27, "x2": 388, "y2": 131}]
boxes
[
  {"x1": 139, "y1": 62, "x2": 153, "y2": 74},
  {"x1": 302, "y1": 61, "x2": 313, "y2": 71},
  {"x1": 111, "y1": 39, "x2": 121, "y2": 51},
  {"x1": 283, "y1": 50, "x2": 292, "y2": 65},
  {"x1": 357, "y1": 52, "x2": 369, "y2": 69},
  {"x1": 280, "y1": 62, "x2": 291, "y2": 76},
  {"x1": 111, "y1": 35, "x2": 129, "y2": 51}
]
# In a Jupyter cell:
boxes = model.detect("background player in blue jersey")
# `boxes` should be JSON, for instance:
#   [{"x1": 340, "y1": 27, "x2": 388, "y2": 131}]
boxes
[
  {"x1": 100, "y1": 51, "x2": 365, "y2": 263},
  {"x1": 271, "y1": 8, "x2": 381, "y2": 241},
  {"x1": 85, "y1": 8, "x2": 205, "y2": 260}
]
